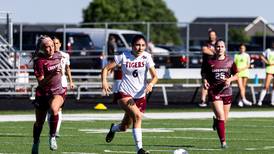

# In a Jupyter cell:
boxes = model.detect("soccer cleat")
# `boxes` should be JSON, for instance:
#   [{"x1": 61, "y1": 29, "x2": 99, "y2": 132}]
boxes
[
  {"x1": 56, "y1": 133, "x2": 60, "y2": 138},
  {"x1": 238, "y1": 100, "x2": 243, "y2": 107},
  {"x1": 242, "y1": 99, "x2": 252, "y2": 106},
  {"x1": 49, "y1": 136, "x2": 57, "y2": 151},
  {"x1": 221, "y1": 143, "x2": 228, "y2": 149},
  {"x1": 31, "y1": 142, "x2": 39, "y2": 154},
  {"x1": 257, "y1": 101, "x2": 262, "y2": 106},
  {"x1": 198, "y1": 101, "x2": 207, "y2": 108},
  {"x1": 212, "y1": 116, "x2": 217, "y2": 131},
  {"x1": 105, "y1": 123, "x2": 115, "y2": 143},
  {"x1": 137, "y1": 148, "x2": 150, "y2": 154}
]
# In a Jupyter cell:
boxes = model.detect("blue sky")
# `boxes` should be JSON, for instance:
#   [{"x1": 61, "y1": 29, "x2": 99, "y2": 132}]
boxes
[{"x1": 0, "y1": 0, "x2": 272, "y2": 23}]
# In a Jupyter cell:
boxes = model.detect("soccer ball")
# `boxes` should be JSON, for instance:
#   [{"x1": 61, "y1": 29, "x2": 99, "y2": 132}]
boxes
[{"x1": 173, "y1": 148, "x2": 188, "y2": 154}]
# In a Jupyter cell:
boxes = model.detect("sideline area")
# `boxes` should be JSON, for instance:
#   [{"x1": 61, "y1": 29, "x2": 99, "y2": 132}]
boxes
[{"x1": 1, "y1": 111, "x2": 274, "y2": 122}]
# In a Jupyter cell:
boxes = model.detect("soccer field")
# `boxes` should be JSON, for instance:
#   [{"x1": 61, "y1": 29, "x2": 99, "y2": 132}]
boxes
[{"x1": 0, "y1": 116, "x2": 274, "y2": 154}]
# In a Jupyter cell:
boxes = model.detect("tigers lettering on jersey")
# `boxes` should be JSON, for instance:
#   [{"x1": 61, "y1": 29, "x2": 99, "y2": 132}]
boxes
[{"x1": 126, "y1": 61, "x2": 145, "y2": 68}]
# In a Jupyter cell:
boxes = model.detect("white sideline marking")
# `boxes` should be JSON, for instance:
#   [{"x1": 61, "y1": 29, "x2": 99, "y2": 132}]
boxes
[
  {"x1": 79, "y1": 127, "x2": 212, "y2": 134},
  {"x1": 104, "y1": 148, "x2": 221, "y2": 153},
  {"x1": 104, "y1": 150, "x2": 135, "y2": 153},
  {"x1": 235, "y1": 124, "x2": 274, "y2": 128},
  {"x1": 245, "y1": 148, "x2": 257, "y2": 150},
  {"x1": 155, "y1": 136, "x2": 274, "y2": 142},
  {"x1": 189, "y1": 148, "x2": 221, "y2": 151},
  {"x1": 1, "y1": 111, "x2": 274, "y2": 122},
  {"x1": 263, "y1": 146, "x2": 274, "y2": 149},
  {"x1": 245, "y1": 146, "x2": 274, "y2": 151},
  {"x1": 63, "y1": 152, "x2": 97, "y2": 154}
]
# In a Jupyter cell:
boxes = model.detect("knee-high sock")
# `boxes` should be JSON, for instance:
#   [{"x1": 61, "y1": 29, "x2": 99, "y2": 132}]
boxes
[
  {"x1": 258, "y1": 89, "x2": 267, "y2": 103},
  {"x1": 47, "y1": 112, "x2": 50, "y2": 128},
  {"x1": 33, "y1": 124, "x2": 43, "y2": 143},
  {"x1": 56, "y1": 110, "x2": 62, "y2": 134},
  {"x1": 111, "y1": 124, "x2": 121, "y2": 132},
  {"x1": 49, "y1": 114, "x2": 59, "y2": 137},
  {"x1": 132, "y1": 128, "x2": 143, "y2": 151},
  {"x1": 216, "y1": 120, "x2": 225, "y2": 143}
]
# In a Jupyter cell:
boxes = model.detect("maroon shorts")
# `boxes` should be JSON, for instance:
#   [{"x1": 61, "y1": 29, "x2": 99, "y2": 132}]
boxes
[
  {"x1": 33, "y1": 92, "x2": 66, "y2": 111},
  {"x1": 208, "y1": 93, "x2": 232, "y2": 105},
  {"x1": 114, "y1": 92, "x2": 147, "y2": 113}
]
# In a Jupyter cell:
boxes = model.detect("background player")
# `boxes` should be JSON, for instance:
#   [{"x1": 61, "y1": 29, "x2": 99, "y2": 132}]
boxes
[
  {"x1": 202, "y1": 39, "x2": 238, "y2": 148},
  {"x1": 234, "y1": 43, "x2": 252, "y2": 107},
  {"x1": 199, "y1": 29, "x2": 218, "y2": 107},
  {"x1": 257, "y1": 42, "x2": 274, "y2": 106},
  {"x1": 47, "y1": 37, "x2": 75, "y2": 137}
]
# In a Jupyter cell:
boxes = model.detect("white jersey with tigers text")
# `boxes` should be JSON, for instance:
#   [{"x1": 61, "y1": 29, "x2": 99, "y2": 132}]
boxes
[{"x1": 114, "y1": 51, "x2": 155, "y2": 98}]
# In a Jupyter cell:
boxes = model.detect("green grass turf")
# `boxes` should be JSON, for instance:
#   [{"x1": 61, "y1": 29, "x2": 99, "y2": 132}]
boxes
[{"x1": 0, "y1": 117, "x2": 274, "y2": 153}]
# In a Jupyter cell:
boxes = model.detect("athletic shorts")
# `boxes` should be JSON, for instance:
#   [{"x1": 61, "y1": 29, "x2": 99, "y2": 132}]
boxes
[
  {"x1": 238, "y1": 69, "x2": 249, "y2": 78},
  {"x1": 208, "y1": 93, "x2": 232, "y2": 105},
  {"x1": 114, "y1": 92, "x2": 147, "y2": 113},
  {"x1": 32, "y1": 92, "x2": 66, "y2": 111}
]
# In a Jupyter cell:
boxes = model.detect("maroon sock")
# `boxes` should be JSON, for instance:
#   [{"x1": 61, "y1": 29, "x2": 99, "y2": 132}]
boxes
[
  {"x1": 216, "y1": 120, "x2": 225, "y2": 143},
  {"x1": 49, "y1": 114, "x2": 59, "y2": 137},
  {"x1": 33, "y1": 124, "x2": 43, "y2": 143}
]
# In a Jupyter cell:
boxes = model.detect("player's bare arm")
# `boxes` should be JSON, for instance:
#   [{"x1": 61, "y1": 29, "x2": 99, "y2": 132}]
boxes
[
  {"x1": 225, "y1": 73, "x2": 239, "y2": 86},
  {"x1": 65, "y1": 65, "x2": 75, "y2": 89},
  {"x1": 260, "y1": 54, "x2": 269, "y2": 64},
  {"x1": 145, "y1": 66, "x2": 158, "y2": 94},
  {"x1": 101, "y1": 61, "x2": 117, "y2": 96},
  {"x1": 202, "y1": 46, "x2": 214, "y2": 55},
  {"x1": 202, "y1": 79, "x2": 210, "y2": 89}
]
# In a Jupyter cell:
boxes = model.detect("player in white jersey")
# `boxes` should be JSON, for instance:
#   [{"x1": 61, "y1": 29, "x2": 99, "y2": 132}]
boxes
[
  {"x1": 47, "y1": 37, "x2": 75, "y2": 137},
  {"x1": 257, "y1": 43, "x2": 274, "y2": 106},
  {"x1": 102, "y1": 34, "x2": 158, "y2": 154}
]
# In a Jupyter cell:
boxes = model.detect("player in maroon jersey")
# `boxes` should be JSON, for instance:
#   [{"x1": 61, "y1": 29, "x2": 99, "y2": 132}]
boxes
[
  {"x1": 201, "y1": 39, "x2": 238, "y2": 148},
  {"x1": 31, "y1": 36, "x2": 65, "y2": 154},
  {"x1": 200, "y1": 29, "x2": 218, "y2": 107}
]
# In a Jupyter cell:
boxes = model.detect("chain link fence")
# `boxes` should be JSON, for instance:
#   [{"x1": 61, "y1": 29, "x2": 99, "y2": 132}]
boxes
[{"x1": 1, "y1": 20, "x2": 273, "y2": 69}]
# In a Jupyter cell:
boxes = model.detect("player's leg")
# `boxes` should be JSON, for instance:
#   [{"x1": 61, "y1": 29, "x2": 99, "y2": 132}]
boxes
[
  {"x1": 105, "y1": 113, "x2": 132, "y2": 143},
  {"x1": 212, "y1": 100, "x2": 227, "y2": 148},
  {"x1": 258, "y1": 73, "x2": 272, "y2": 106},
  {"x1": 32, "y1": 108, "x2": 47, "y2": 154},
  {"x1": 199, "y1": 87, "x2": 208, "y2": 107},
  {"x1": 55, "y1": 108, "x2": 62, "y2": 137},
  {"x1": 119, "y1": 97, "x2": 148, "y2": 153},
  {"x1": 240, "y1": 77, "x2": 252, "y2": 106},
  {"x1": 271, "y1": 78, "x2": 274, "y2": 106},
  {"x1": 48, "y1": 95, "x2": 64, "y2": 150},
  {"x1": 236, "y1": 77, "x2": 244, "y2": 107}
]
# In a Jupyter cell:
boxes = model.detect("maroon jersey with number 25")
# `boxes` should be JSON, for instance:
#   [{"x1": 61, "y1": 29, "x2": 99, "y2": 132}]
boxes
[{"x1": 202, "y1": 55, "x2": 238, "y2": 97}]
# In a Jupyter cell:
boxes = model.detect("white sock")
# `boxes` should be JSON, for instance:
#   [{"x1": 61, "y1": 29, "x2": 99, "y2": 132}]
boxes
[
  {"x1": 111, "y1": 124, "x2": 121, "y2": 132},
  {"x1": 271, "y1": 91, "x2": 274, "y2": 103},
  {"x1": 132, "y1": 128, "x2": 143, "y2": 151},
  {"x1": 258, "y1": 89, "x2": 267, "y2": 103},
  {"x1": 56, "y1": 110, "x2": 62, "y2": 135},
  {"x1": 47, "y1": 112, "x2": 51, "y2": 128}
]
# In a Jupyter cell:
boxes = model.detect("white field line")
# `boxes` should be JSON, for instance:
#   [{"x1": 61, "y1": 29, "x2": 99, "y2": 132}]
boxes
[
  {"x1": 245, "y1": 146, "x2": 274, "y2": 151},
  {"x1": 104, "y1": 148, "x2": 221, "y2": 153},
  {"x1": 62, "y1": 152, "x2": 97, "y2": 154},
  {"x1": 104, "y1": 149, "x2": 135, "y2": 153},
  {"x1": 1, "y1": 111, "x2": 274, "y2": 122},
  {"x1": 79, "y1": 127, "x2": 212, "y2": 134}
]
